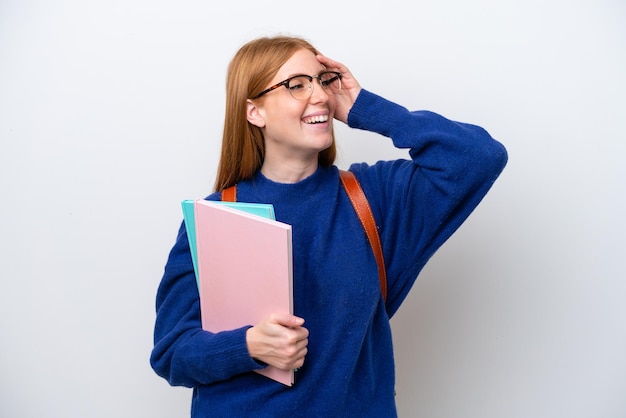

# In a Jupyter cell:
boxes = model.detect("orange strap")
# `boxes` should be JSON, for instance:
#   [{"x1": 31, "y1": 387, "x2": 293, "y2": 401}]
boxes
[
  {"x1": 221, "y1": 170, "x2": 387, "y2": 302},
  {"x1": 221, "y1": 184, "x2": 236, "y2": 202},
  {"x1": 339, "y1": 170, "x2": 387, "y2": 302}
]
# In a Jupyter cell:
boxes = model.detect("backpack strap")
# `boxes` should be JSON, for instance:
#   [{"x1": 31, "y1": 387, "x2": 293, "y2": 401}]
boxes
[
  {"x1": 220, "y1": 170, "x2": 387, "y2": 302},
  {"x1": 221, "y1": 184, "x2": 236, "y2": 202},
  {"x1": 338, "y1": 170, "x2": 387, "y2": 302}
]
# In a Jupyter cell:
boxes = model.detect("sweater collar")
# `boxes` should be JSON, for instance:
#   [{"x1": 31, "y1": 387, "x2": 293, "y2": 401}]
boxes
[{"x1": 248, "y1": 165, "x2": 336, "y2": 202}]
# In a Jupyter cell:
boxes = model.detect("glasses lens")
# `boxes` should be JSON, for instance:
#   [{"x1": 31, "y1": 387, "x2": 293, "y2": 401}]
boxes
[
  {"x1": 319, "y1": 72, "x2": 341, "y2": 94},
  {"x1": 287, "y1": 76, "x2": 313, "y2": 100}
]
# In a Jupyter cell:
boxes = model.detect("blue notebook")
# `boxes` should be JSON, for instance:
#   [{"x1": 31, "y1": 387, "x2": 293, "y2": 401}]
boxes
[{"x1": 181, "y1": 199, "x2": 276, "y2": 289}]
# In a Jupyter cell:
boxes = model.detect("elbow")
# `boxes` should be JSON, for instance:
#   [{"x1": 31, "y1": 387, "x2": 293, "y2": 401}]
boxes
[
  {"x1": 484, "y1": 139, "x2": 508, "y2": 177},
  {"x1": 150, "y1": 345, "x2": 175, "y2": 385},
  {"x1": 491, "y1": 139, "x2": 508, "y2": 175},
  {"x1": 150, "y1": 342, "x2": 194, "y2": 388},
  {"x1": 474, "y1": 129, "x2": 508, "y2": 178}
]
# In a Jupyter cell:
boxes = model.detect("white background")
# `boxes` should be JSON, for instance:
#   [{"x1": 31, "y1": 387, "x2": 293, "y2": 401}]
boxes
[{"x1": 1, "y1": 1, "x2": 625, "y2": 417}]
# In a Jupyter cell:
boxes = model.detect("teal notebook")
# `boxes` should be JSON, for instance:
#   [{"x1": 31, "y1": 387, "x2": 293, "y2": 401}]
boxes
[{"x1": 181, "y1": 200, "x2": 276, "y2": 289}]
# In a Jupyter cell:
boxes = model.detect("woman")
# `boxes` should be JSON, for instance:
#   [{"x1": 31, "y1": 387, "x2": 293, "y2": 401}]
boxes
[{"x1": 150, "y1": 35, "x2": 507, "y2": 417}]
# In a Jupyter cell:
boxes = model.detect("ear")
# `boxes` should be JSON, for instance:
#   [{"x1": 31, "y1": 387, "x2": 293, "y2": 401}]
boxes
[{"x1": 246, "y1": 99, "x2": 266, "y2": 128}]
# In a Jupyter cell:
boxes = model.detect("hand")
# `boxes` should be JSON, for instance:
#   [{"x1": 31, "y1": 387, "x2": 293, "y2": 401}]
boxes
[
  {"x1": 246, "y1": 313, "x2": 309, "y2": 371},
  {"x1": 317, "y1": 54, "x2": 361, "y2": 124}
]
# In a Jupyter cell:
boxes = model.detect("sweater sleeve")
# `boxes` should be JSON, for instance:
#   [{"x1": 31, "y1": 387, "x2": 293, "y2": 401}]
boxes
[
  {"x1": 149, "y1": 222, "x2": 265, "y2": 387},
  {"x1": 347, "y1": 89, "x2": 508, "y2": 316}
]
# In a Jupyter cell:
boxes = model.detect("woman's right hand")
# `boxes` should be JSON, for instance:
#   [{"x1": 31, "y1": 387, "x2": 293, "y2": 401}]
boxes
[
  {"x1": 245, "y1": 313, "x2": 309, "y2": 370},
  {"x1": 316, "y1": 54, "x2": 361, "y2": 124}
]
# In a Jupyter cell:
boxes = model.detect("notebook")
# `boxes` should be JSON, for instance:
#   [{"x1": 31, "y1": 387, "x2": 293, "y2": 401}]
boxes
[
  {"x1": 181, "y1": 200, "x2": 275, "y2": 288},
  {"x1": 192, "y1": 199, "x2": 294, "y2": 386}
]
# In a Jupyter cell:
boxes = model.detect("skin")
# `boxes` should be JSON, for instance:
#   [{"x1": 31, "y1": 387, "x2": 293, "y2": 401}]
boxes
[{"x1": 244, "y1": 50, "x2": 362, "y2": 371}]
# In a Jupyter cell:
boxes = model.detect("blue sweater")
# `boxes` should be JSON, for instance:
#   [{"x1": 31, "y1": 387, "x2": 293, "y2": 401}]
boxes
[{"x1": 150, "y1": 90, "x2": 507, "y2": 417}]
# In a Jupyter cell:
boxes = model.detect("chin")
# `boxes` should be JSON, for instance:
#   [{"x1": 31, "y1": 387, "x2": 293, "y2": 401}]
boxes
[{"x1": 316, "y1": 139, "x2": 334, "y2": 153}]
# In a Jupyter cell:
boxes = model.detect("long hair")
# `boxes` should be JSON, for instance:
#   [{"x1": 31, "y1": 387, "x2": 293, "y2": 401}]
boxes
[{"x1": 213, "y1": 35, "x2": 337, "y2": 192}]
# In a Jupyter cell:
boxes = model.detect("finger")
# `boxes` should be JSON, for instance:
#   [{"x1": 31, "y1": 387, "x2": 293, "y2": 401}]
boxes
[
  {"x1": 316, "y1": 54, "x2": 344, "y2": 72},
  {"x1": 269, "y1": 312, "x2": 305, "y2": 328},
  {"x1": 316, "y1": 54, "x2": 359, "y2": 90}
]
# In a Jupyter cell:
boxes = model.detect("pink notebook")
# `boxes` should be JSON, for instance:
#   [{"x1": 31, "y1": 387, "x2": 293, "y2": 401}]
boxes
[{"x1": 193, "y1": 200, "x2": 294, "y2": 386}]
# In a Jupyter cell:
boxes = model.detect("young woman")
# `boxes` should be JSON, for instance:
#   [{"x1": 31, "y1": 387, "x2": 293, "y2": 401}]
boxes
[{"x1": 150, "y1": 35, "x2": 507, "y2": 417}]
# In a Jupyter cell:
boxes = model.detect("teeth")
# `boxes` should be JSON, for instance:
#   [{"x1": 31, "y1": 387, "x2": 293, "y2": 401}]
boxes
[{"x1": 303, "y1": 115, "x2": 329, "y2": 124}]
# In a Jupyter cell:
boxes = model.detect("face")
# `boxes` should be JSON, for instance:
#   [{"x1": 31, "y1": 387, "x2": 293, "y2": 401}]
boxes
[{"x1": 248, "y1": 49, "x2": 337, "y2": 165}]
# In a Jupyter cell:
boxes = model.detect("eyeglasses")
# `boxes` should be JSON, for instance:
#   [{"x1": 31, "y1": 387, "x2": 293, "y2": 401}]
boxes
[{"x1": 252, "y1": 71, "x2": 342, "y2": 100}]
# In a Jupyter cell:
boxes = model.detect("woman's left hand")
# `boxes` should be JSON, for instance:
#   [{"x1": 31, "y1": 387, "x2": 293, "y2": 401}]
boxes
[{"x1": 317, "y1": 54, "x2": 361, "y2": 124}]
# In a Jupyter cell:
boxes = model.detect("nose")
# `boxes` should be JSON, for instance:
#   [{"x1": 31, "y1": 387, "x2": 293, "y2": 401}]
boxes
[{"x1": 309, "y1": 77, "x2": 329, "y2": 103}]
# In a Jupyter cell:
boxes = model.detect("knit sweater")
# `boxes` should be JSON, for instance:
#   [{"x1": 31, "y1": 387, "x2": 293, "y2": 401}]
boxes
[{"x1": 150, "y1": 89, "x2": 508, "y2": 417}]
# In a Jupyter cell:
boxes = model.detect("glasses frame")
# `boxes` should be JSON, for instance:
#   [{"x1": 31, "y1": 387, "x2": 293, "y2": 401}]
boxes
[{"x1": 252, "y1": 71, "x2": 342, "y2": 100}]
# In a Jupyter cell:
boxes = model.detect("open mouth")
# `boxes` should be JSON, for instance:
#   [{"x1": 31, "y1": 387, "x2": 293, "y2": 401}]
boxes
[{"x1": 303, "y1": 115, "x2": 329, "y2": 124}]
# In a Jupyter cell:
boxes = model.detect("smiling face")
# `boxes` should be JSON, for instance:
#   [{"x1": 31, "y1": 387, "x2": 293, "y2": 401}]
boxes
[{"x1": 247, "y1": 48, "x2": 337, "y2": 174}]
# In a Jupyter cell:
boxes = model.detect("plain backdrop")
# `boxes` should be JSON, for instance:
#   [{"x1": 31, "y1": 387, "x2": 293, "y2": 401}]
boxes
[{"x1": 1, "y1": 1, "x2": 625, "y2": 417}]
